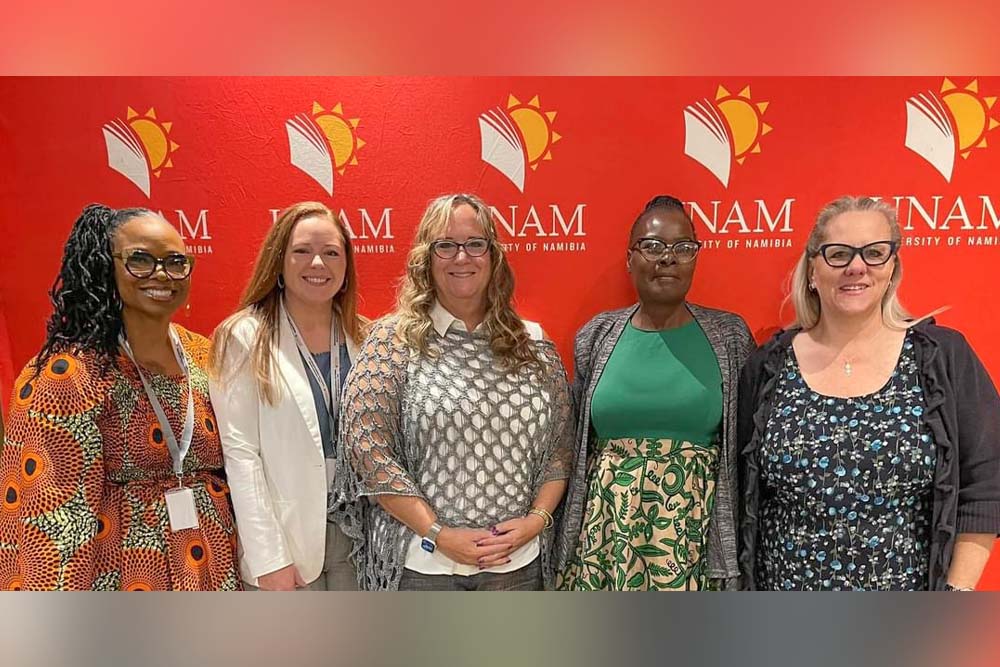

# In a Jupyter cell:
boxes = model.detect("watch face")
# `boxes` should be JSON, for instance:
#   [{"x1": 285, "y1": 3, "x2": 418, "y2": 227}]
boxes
[{"x1": 420, "y1": 538, "x2": 436, "y2": 553}]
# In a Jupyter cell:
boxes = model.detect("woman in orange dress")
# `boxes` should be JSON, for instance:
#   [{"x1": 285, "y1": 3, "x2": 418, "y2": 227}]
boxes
[{"x1": 0, "y1": 204, "x2": 240, "y2": 590}]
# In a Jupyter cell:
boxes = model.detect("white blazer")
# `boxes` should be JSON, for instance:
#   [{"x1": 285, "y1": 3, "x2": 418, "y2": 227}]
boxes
[{"x1": 208, "y1": 312, "x2": 359, "y2": 586}]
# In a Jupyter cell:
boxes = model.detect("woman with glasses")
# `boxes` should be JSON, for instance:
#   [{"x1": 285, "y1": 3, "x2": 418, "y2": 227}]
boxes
[
  {"x1": 331, "y1": 193, "x2": 574, "y2": 591},
  {"x1": 209, "y1": 202, "x2": 366, "y2": 591},
  {"x1": 0, "y1": 204, "x2": 240, "y2": 590},
  {"x1": 556, "y1": 195, "x2": 755, "y2": 591},
  {"x1": 738, "y1": 196, "x2": 1000, "y2": 591}
]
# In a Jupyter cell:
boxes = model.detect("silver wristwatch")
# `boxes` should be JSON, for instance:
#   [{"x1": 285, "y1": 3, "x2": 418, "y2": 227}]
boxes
[{"x1": 421, "y1": 522, "x2": 443, "y2": 553}]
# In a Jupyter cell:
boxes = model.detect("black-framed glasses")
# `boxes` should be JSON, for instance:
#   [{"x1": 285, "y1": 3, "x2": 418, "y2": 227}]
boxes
[
  {"x1": 630, "y1": 237, "x2": 702, "y2": 264},
  {"x1": 113, "y1": 249, "x2": 195, "y2": 280},
  {"x1": 430, "y1": 237, "x2": 491, "y2": 260},
  {"x1": 815, "y1": 241, "x2": 898, "y2": 268}
]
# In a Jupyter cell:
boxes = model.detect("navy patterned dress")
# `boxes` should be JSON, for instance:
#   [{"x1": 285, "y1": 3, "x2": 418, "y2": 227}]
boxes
[{"x1": 757, "y1": 333, "x2": 937, "y2": 590}]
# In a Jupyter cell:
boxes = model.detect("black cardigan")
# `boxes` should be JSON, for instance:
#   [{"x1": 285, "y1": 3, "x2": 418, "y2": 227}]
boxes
[{"x1": 737, "y1": 320, "x2": 1000, "y2": 590}]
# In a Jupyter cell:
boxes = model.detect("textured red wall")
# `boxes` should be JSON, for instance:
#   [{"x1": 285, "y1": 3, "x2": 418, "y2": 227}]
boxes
[{"x1": 2, "y1": 77, "x2": 998, "y2": 586}]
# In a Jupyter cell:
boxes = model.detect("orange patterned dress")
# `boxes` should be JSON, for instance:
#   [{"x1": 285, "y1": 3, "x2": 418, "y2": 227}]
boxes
[{"x1": 0, "y1": 325, "x2": 241, "y2": 590}]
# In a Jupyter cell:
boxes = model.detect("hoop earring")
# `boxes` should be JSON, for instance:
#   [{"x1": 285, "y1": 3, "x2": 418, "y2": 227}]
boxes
[{"x1": 277, "y1": 274, "x2": 285, "y2": 289}]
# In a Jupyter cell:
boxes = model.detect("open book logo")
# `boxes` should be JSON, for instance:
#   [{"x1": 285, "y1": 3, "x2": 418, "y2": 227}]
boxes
[
  {"x1": 683, "y1": 85, "x2": 772, "y2": 188},
  {"x1": 286, "y1": 102, "x2": 365, "y2": 196},
  {"x1": 478, "y1": 94, "x2": 561, "y2": 192},
  {"x1": 905, "y1": 78, "x2": 998, "y2": 182},
  {"x1": 102, "y1": 107, "x2": 179, "y2": 198}
]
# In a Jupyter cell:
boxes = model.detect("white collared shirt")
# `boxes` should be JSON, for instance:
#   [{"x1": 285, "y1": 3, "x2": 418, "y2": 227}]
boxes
[
  {"x1": 403, "y1": 301, "x2": 543, "y2": 576},
  {"x1": 427, "y1": 300, "x2": 543, "y2": 340}
]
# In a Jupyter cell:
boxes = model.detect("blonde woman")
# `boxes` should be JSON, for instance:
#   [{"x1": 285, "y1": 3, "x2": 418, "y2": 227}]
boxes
[
  {"x1": 738, "y1": 196, "x2": 1000, "y2": 591},
  {"x1": 210, "y1": 202, "x2": 367, "y2": 590},
  {"x1": 332, "y1": 193, "x2": 575, "y2": 591}
]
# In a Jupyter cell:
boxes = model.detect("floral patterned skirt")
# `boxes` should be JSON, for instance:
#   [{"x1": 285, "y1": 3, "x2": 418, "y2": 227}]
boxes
[{"x1": 558, "y1": 437, "x2": 717, "y2": 591}]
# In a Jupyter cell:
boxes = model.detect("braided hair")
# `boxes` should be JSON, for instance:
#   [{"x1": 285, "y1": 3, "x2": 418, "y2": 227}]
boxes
[
  {"x1": 629, "y1": 194, "x2": 695, "y2": 240},
  {"x1": 32, "y1": 204, "x2": 153, "y2": 377},
  {"x1": 642, "y1": 195, "x2": 685, "y2": 214}
]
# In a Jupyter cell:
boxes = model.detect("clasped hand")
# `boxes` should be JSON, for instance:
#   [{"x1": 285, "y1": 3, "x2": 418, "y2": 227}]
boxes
[{"x1": 435, "y1": 515, "x2": 546, "y2": 569}]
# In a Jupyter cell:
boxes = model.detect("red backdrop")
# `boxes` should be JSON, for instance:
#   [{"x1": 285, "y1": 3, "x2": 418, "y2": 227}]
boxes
[{"x1": 1, "y1": 76, "x2": 998, "y2": 587}]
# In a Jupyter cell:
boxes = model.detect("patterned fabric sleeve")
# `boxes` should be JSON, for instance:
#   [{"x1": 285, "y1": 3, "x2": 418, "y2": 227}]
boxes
[
  {"x1": 540, "y1": 343, "x2": 575, "y2": 483},
  {"x1": 340, "y1": 318, "x2": 424, "y2": 498},
  {"x1": 0, "y1": 352, "x2": 111, "y2": 590}
]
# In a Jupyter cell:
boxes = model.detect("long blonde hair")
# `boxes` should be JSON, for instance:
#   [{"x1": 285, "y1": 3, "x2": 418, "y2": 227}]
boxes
[
  {"x1": 210, "y1": 202, "x2": 365, "y2": 404},
  {"x1": 394, "y1": 193, "x2": 540, "y2": 370},
  {"x1": 789, "y1": 195, "x2": 939, "y2": 330}
]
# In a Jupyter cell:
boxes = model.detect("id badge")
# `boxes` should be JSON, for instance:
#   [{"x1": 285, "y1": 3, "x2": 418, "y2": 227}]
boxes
[{"x1": 164, "y1": 486, "x2": 200, "y2": 531}]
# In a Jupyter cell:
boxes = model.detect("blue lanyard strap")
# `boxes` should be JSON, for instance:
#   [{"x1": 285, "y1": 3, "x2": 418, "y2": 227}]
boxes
[{"x1": 281, "y1": 299, "x2": 343, "y2": 429}]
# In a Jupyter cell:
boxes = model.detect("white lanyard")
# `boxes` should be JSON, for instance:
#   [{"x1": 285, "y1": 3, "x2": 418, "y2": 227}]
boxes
[
  {"x1": 119, "y1": 325, "x2": 195, "y2": 485},
  {"x1": 281, "y1": 299, "x2": 343, "y2": 443}
]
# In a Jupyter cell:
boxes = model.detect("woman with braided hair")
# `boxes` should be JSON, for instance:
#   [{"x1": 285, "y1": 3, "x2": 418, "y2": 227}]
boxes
[
  {"x1": 0, "y1": 204, "x2": 240, "y2": 590},
  {"x1": 556, "y1": 195, "x2": 754, "y2": 591}
]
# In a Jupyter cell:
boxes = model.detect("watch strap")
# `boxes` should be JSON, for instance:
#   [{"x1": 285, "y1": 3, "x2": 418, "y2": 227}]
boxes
[
  {"x1": 420, "y1": 521, "x2": 443, "y2": 553},
  {"x1": 425, "y1": 521, "x2": 443, "y2": 542}
]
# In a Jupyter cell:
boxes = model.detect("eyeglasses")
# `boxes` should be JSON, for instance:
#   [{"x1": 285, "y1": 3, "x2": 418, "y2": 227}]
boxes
[
  {"x1": 113, "y1": 249, "x2": 195, "y2": 280},
  {"x1": 815, "y1": 241, "x2": 898, "y2": 268},
  {"x1": 630, "y1": 238, "x2": 702, "y2": 264},
  {"x1": 430, "y1": 238, "x2": 491, "y2": 260}
]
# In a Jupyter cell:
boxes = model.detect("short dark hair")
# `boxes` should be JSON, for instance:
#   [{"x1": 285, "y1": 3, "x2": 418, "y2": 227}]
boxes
[{"x1": 629, "y1": 194, "x2": 695, "y2": 241}]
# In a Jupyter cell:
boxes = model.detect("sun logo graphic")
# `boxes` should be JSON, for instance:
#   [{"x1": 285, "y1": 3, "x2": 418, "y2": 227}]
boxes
[
  {"x1": 102, "y1": 107, "x2": 179, "y2": 198},
  {"x1": 683, "y1": 85, "x2": 772, "y2": 188},
  {"x1": 478, "y1": 94, "x2": 562, "y2": 192},
  {"x1": 905, "y1": 78, "x2": 999, "y2": 182},
  {"x1": 285, "y1": 102, "x2": 365, "y2": 196}
]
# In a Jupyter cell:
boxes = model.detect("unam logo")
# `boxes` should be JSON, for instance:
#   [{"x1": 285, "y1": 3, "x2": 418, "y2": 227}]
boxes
[
  {"x1": 286, "y1": 102, "x2": 365, "y2": 195},
  {"x1": 478, "y1": 94, "x2": 562, "y2": 192},
  {"x1": 683, "y1": 85, "x2": 772, "y2": 187},
  {"x1": 905, "y1": 78, "x2": 999, "y2": 182},
  {"x1": 102, "y1": 107, "x2": 180, "y2": 197}
]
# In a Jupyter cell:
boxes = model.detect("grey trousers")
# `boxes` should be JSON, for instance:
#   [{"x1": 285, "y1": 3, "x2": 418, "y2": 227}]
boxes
[
  {"x1": 398, "y1": 558, "x2": 542, "y2": 591},
  {"x1": 245, "y1": 521, "x2": 358, "y2": 591}
]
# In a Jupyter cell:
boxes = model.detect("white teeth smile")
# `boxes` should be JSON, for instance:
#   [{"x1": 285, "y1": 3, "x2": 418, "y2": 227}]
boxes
[
  {"x1": 841, "y1": 285, "x2": 868, "y2": 291},
  {"x1": 303, "y1": 277, "x2": 330, "y2": 285},
  {"x1": 142, "y1": 288, "x2": 175, "y2": 301}
]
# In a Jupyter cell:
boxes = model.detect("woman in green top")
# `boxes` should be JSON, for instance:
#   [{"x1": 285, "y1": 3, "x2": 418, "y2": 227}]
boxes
[{"x1": 556, "y1": 195, "x2": 755, "y2": 591}]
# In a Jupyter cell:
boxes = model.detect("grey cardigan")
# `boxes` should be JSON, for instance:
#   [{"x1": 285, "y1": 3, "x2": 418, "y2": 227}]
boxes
[{"x1": 553, "y1": 303, "x2": 756, "y2": 588}]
